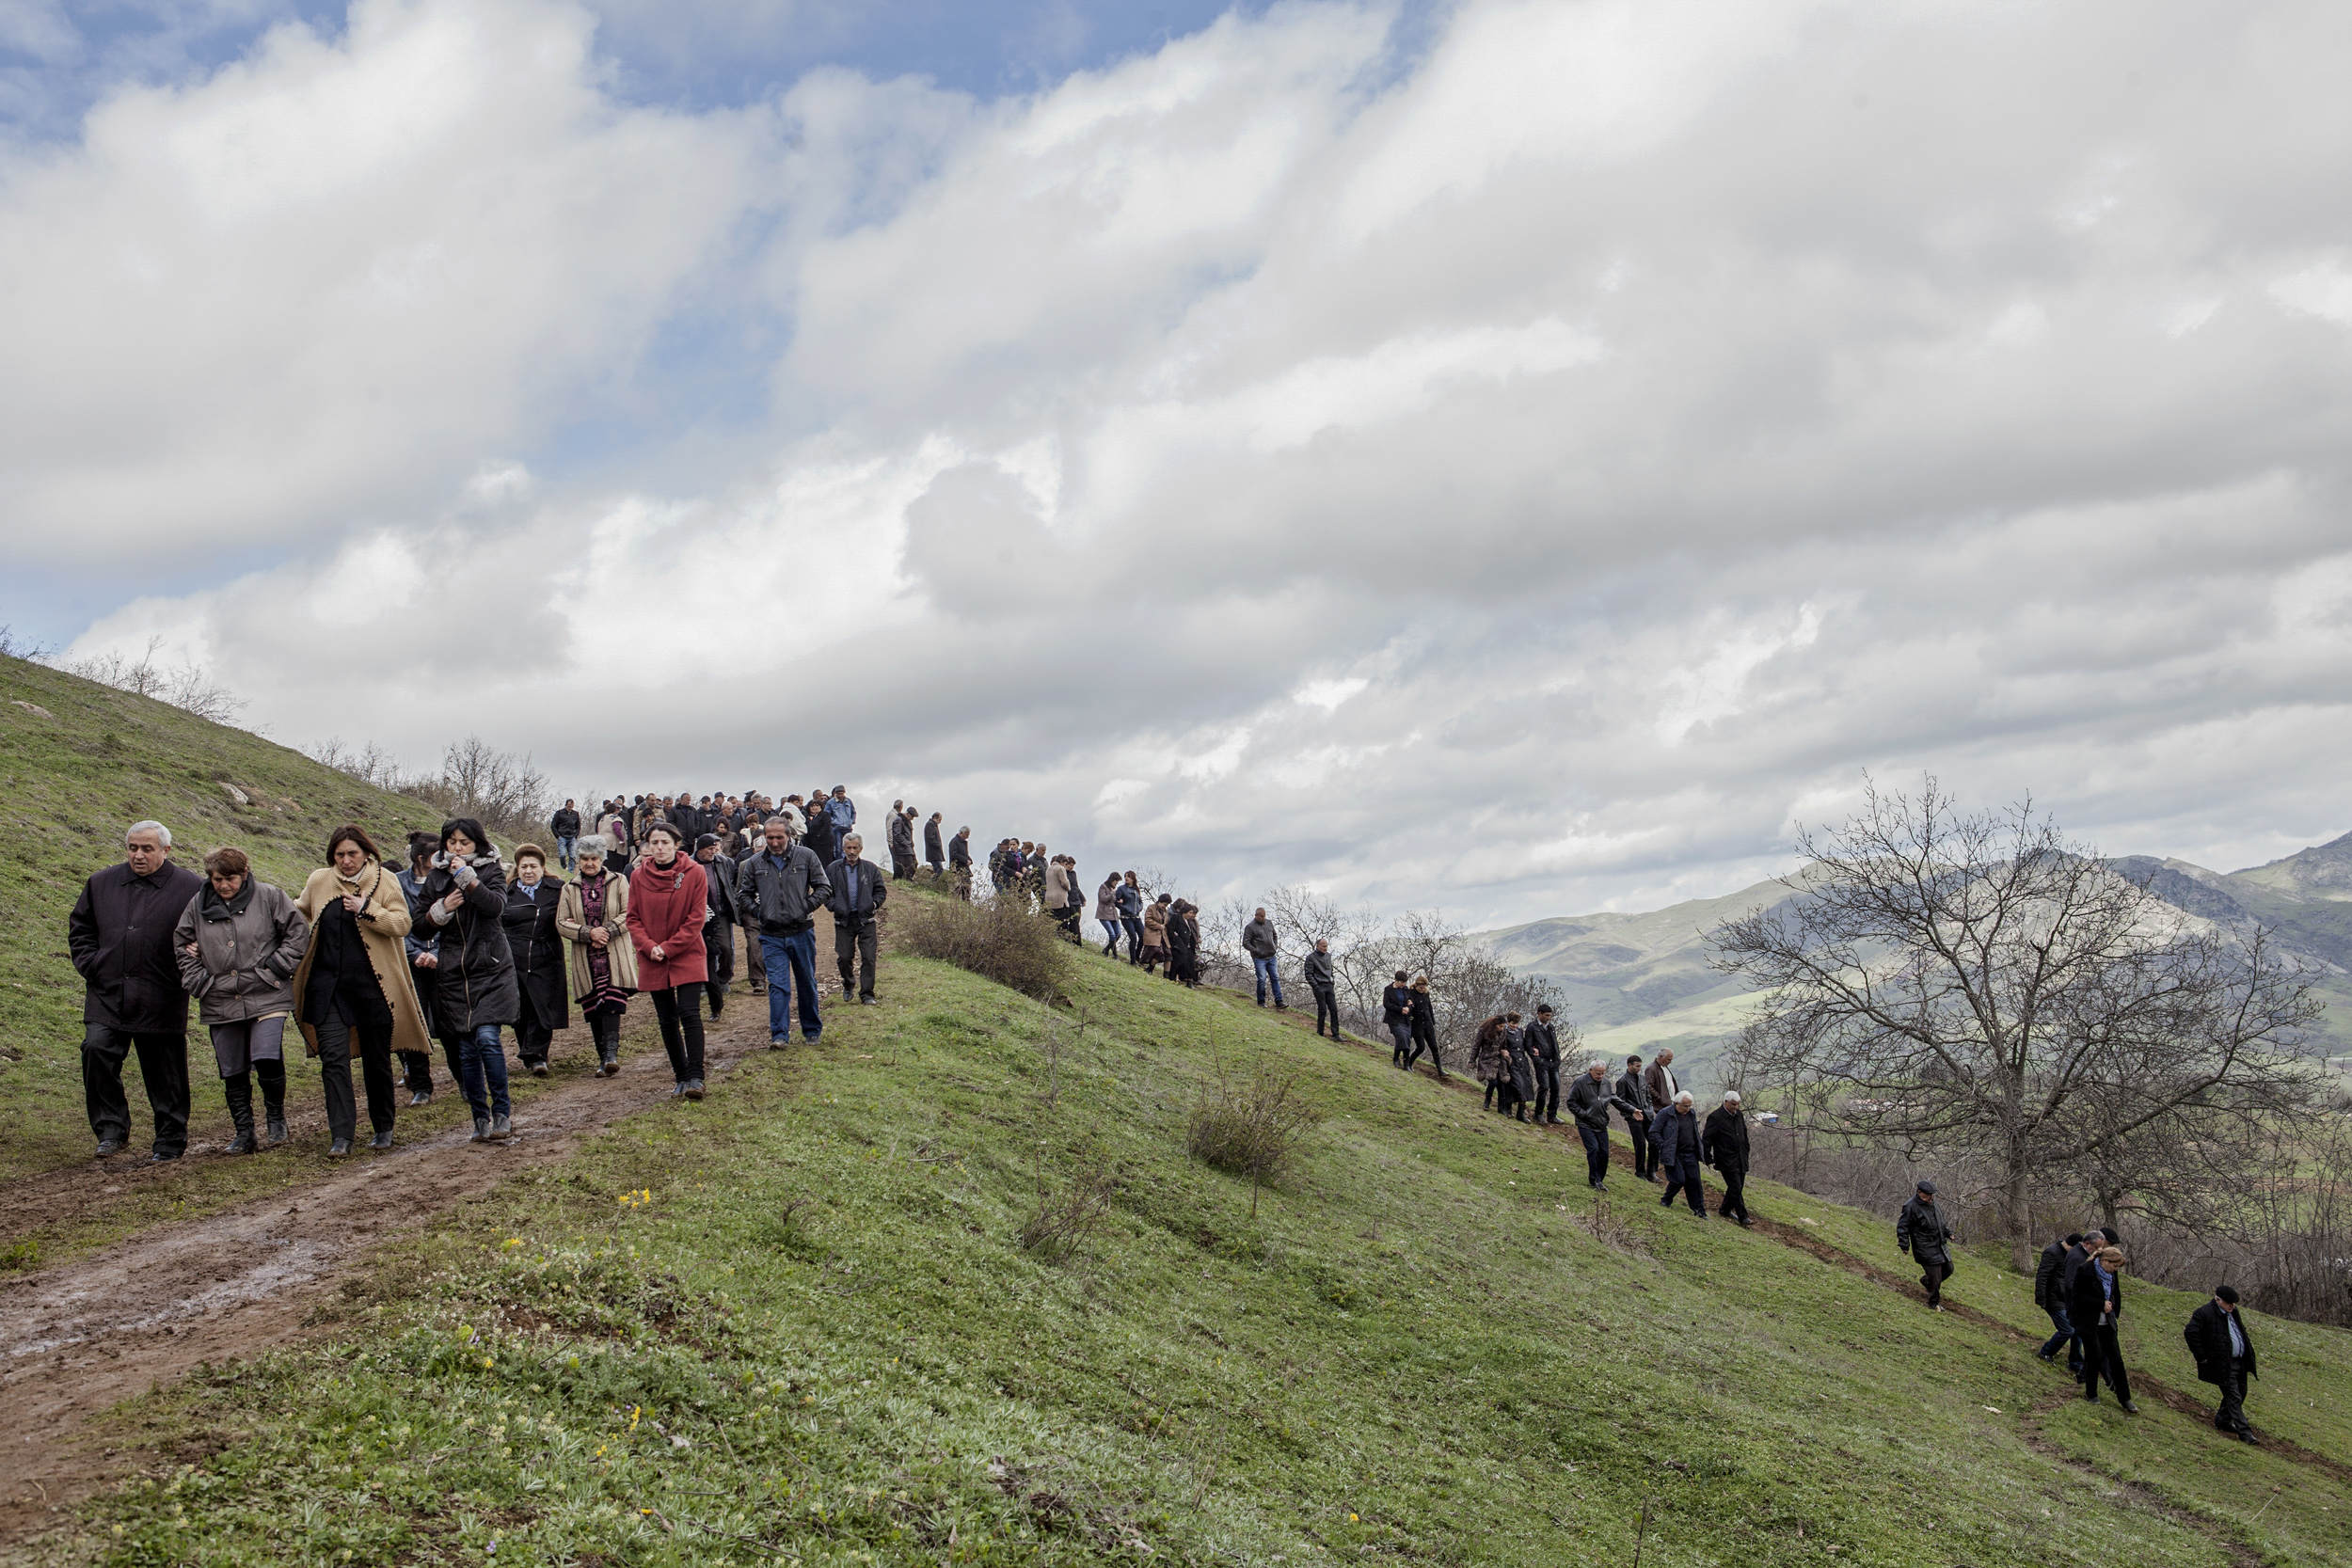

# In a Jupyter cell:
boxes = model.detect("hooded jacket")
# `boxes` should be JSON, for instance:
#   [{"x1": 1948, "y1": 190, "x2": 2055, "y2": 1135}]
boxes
[
  {"x1": 410, "y1": 852, "x2": 519, "y2": 1031},
  {"x1": 173, "y1": 878, "x2": 311, "y2": 1026},
  {"x1": 1897, "y1": 1195, "x2": 1955, "y2": 1266},
  {"x1": 70, "y1": 858, "x2": 206, "y2": 1032}
]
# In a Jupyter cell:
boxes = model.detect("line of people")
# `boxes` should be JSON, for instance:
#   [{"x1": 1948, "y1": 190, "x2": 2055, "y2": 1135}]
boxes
[{"x1": 69, "y1": 800, "x2": 930, "y2": 1161}]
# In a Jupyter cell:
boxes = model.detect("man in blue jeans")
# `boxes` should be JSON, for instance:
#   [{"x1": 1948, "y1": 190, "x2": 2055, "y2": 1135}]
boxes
[
  {"x1": 2035, "y1": 1230, "x2": 2086, "y2": 1372},
  {"x1": 1241, "y1": 907, "x2": 1284, "y2": 1009},
  {"x1": 740, "y1": 814, "x2": 833, "y2": 1047}
]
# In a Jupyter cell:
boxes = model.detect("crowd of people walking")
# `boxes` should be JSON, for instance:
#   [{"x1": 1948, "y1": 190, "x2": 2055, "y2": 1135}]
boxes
[{"x1": 62, "y1": 803, "x2": 2274, "y2": 1449}]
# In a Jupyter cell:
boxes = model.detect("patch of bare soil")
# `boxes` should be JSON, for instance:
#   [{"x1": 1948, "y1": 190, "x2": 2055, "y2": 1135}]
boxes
[{"x1": 0, "y1": 1005, "x2": 780, "y2": 1544}]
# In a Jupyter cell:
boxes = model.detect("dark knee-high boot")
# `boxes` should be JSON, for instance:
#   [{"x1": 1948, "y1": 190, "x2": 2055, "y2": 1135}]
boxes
[
  {"x1": 222, "y1": 1072, "x2": 257, "y2": 1155},
  {"x1": 596, "y1": 1015, "x2": 621, "y2": 1076},
  {"x1": 255, "y1": 1058, "x2": 288, "y2": 1145}
]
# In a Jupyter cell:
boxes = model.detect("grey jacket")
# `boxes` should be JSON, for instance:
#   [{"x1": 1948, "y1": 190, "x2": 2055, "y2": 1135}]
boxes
[
  {"x1": 742, "y1": 843, "x2": 833, "y2": 935},
  {"x1": 1303, "y1": 948, "x2": 1334, "y2": 987},
  {"x1": 173, "y1": 879, "x2": 311, "y2": 1026},
  {"x1": 1567, "y1": 1071, "x2": 1638, "y2": 1130},
  {"x1": 1241, "y1": 918, "x2": 1279, "y2": 959}
]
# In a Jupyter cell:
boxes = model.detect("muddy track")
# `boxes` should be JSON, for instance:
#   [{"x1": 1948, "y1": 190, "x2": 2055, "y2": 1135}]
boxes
[
  {"x1": 0, "y1": 1005, "x2": 779, "y2": 1545},
  {"x1": 2013, "y1": 1384, "x2": 2265, "y2": 1568},
  {"x1": 1232, "y1": 990, "x2": 2349, "y2": 1489}
]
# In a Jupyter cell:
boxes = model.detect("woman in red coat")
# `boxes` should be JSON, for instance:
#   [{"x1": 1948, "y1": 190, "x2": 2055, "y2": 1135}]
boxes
[{"x1": 626, "y1": 823, "x2": 711, "y2": 1099}]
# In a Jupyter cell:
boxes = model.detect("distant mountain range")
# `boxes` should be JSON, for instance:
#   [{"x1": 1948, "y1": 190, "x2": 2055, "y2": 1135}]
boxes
[{"x1": 1477, "y1": 830, "x2": 2352, "y2": 1087}]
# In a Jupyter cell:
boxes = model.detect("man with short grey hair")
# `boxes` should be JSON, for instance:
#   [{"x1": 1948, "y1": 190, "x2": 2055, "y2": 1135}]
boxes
[
  {"x1": 1566, "y1": 1060, "x2": 1641, "y2": 1190},
  {"x1": 68, "y1": 821, "x2": 202, "y2": 1161},
  {"x1": 1702, "y1": 1090, "x2": 1754, "y2": 1227}
]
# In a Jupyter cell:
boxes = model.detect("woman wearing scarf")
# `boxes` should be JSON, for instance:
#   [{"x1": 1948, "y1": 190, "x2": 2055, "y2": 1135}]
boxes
[
  {"x1": 502, "y1": 843, "x2": 571, "y2": 1076},
  {"x1": 411, "y1": 817, "x2": 520, "y2": 1142},
  {"x1": 173, "y1": 847, "x2": 310, "y2": 1155},
  {"x1": 1408, "y1": 975, "x2": 1440, "y2": 1075},
  {"x1": 287, "y1": 826, "x2": 433, "y2": 1152},
  {"x1": 627, "y1": 822, "x2": 711, "y2": 1099},
  {"x1": 2071, "y1": 1243, "x2": 2140, "y2": 1412},
  {"x1": 556, "y1": 835, "x2": 637, "y2": 1076},
  {"x1": 1168, "y1": 898, "x2": 1202, "y2": 988}
]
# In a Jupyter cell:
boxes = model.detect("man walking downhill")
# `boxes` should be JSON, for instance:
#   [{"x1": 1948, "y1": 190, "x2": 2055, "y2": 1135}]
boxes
[
  {"x1": 2185, "y1": 1287, "x2": 2259, "y2": 1443},
  {"x1": 1897, "y1": 1180, "x2": 1956, "y2": 1310},
  {"x1": 1702, "y1": 1091, "x2": 1753, "y2": 1226},
  {"x1": 69, "y1": 820, "x2": 202, "y2": 1162},
  {"x1": 1382, "y1": 970, "x2": 1415, "y2": 1068},
  {"x1": 887, "y1": 802, "x2": 917, "y2": 880},
  {"x1": 549, "y1": 800, "x2": 582, "y2": 873},
  {"x1": 1567, "y1": 1060, "x2": 1642, "y2": 1190},
  {"x1": 1653, "y1": 1091, "x2": 1707, "y2": 1216},
  {"x1": 1242, "y1": 908, "x2": 1284, "y2": 1009},
  {"x1": 924, "y1": 812, "x2": 946, "y2": 879},
  {"x1": 1524, "y1": 1006, "x2": 1565, "y2": 1125},
  {"x1": 694, "y1": 833, "x2": 740, "y2": 1020},
  {"x1": 1616, "y1": 1055, "x2": 1654, "y2": 1180},
  {"x1": 2036, "y1": 1232, "x2": 2087, "y2": 1374},
  {"x1": 742, "y1": 814, "x2": 832, "y2": 1048},
  {"x1": 1305, "y1": 939, "x2": 1341, "y2": 1037},
  {"x1": 733, "y1": 831, "x2": 768, "y2": 995},
  {"x1": 827, "y1": 833, "x2": 887, "y2": 1005}
]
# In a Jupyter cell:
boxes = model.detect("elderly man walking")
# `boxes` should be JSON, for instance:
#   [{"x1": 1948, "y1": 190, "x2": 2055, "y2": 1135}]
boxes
[
  {"x1": 70, "y1": 820, "x2": 203, "y2": 1163},
  {"x1": 1242, "y1": 908, "x2": 1283, "y2": 1009},
  {"x1": 2185, "y1": 1287, "x2": 2259, "y2": 1443},
  {"x1": 1566, "y1": 1060, "x2": 1642, "y2": 1190},
  {"x1": 1653, "y1": 1091, "x2": 1707, "y2": 1216},
  {"x1": 827, "y1": 833, "x2": 888, "y2": 1005},
  {"x1": 1305, "y1": 939, "x2": 1341, "y2": 1037},
  {"x1": 1897, "y1": 1180, "x2": 1957, "y2": 1310},
  {"x1": 1702, "y1": 1091, "x2": 1752, "y2": 1226}
]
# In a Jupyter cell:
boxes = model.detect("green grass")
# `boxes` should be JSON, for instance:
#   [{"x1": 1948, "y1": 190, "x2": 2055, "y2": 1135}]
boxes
[{"x1": 50, "y1": 942, "x2": 2352, "y2": 1567}]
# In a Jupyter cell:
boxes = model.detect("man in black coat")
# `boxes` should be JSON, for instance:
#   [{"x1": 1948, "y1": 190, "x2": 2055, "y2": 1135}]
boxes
[
  {"x1": 1616, "y1": 1055, "x2": 1654, "y2": 1180},
  {"x1": 1896, "y1": 1180, "x2": 1955, "y2": 1310},
  {"x1": 696, "y1": 834, "x2": 743, "y2": 1020},
  {"x1": 826, "y1": 833, "x2": 888, "y2": 1004},
  {"x1": 948, "y1": 826, "x2": 973, "y2": 899},
  {"x1": 2071, "y1": 1242, "x2": 2137, "y2": 1410},
  {"x1": 1523, "y1": 1006, "x2": 1565, "y2": 1124},
  {"x1": 1566, "y1": 1062, "x2": 1642, "y2": 1190},
  {"x1": 1701, "y1": 1091, "x2": 1752, "y2": 1226},
  {"x1": 68, "y1": 820, "x2": 201, "y2": 1162},
  {"x1": 924, "y1": 813, "x2": 946, "y2": 877},
  {"x1": 2035, "y1": 1232, "x2": 2087, "y2": 1373},
  {"x1": 2185, "y1": 1288, "x2": 2259, "y2": 1442}
]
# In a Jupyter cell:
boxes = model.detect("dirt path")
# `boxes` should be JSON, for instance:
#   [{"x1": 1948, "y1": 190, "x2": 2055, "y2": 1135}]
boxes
[{"x1": 0, "y1": 1005, "x2": 779, "y2": 1544}]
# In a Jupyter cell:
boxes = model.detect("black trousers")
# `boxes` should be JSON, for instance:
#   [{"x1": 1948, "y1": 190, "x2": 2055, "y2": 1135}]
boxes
[
  {"x1": 514, "y1": 1016, "x2": 554, "y2": 1063},
  {"x1": 1716, "y1": 1168, "x2": 1749, "y2": 1221},
  {"x1": 1311, "y1": 984, "x2": 1340, "y2": 1037},
  {"x1": 1578, "y1": 1121, "x2": 1612, "y2": 1185},
  {"x1": 1624, "y1": 1116, "x2": 1653, "y2": 1178},
  {"x1": 1660, "y1": 1156, "x2": 1704, "y2": 1213},
  {"x1": 2215, "y1": 1359, "x2": 2251, "y2": 1433},
  {"x1": 704, "y1": 916, "x2": 735, "y2": 1010},
  {"x1": 835, "y1": 918, "x2": 878, "y2": 999},
  {"x1": 82, "y1": 1024, "x2": 189, "y2": 1156},
  {"x1": 1917, "y1": 1258, "x2": 1953, "y2": 1305},
  {"x1": 1531, "y1": 1062, "x2": 1561, "y2": 1121},
  {"x1": 316, "y1": 1014, "x2": 397, "y2": 1139},
  {"x1": 1410, "y1": 1017, "x2": 1437, "y2": 1070},
  {"x1": 649, "y1": 984, "x2": 706, "y2": 1083},
  {"x1": 2084, "y1": 1323, "x2": 2132, "y2": 1403}
]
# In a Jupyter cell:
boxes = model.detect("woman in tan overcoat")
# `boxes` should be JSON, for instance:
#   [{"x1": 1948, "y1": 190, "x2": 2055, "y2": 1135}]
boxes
[
  {"x1": 287, "y1": 824, "x2": 433, "y2": 1153},
  {"x1": 556, "y1": 834, "x2": 638, "y2": 1077}
]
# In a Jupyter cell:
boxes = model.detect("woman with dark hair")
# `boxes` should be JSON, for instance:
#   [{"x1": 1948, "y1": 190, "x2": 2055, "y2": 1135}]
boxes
[
  {"x1": 1168, "y1": 898, "x2": 1201, "y2": 988},
  {"x1": 1502, "y1": 1012, "x2": 1534, "y2": 1123},
  {"x1": 627, "y1": 822, "x2": 711, "y2": 1099},
  {"x1": 287, "y1": 825, "x2": 432, "y2": 1152},
  {"x1": 502, "y1": 843, "x2": 570, "y2": 1076},
  {"x1": 1138, "y1": 895, "x2": 1170, "y2": 976},
  {"x1": 556, "y1": 833, "x2": 636, "y2": 1076},
  {"x1": 1407, "y1": 975, "x2": 1439, "y2": 1077},
  {"x1": 1470, "y1": 1016, "x2": 1509, "y2": 1113},
  {"x1": 411, "y1": 818, "x2": 519, "y2": 1141},
  {"x1": 174, "y1": 846, "x2": 310, "y2": 1155}
]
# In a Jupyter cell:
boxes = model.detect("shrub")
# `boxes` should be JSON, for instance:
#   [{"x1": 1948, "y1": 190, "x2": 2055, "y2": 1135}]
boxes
[
  {"x1": 1187, "y1": 1067, "x2": 1323, "y2": 1215},
  {"x1": 894, "y1": 891, "x2": 1069, "y2": 1002}
]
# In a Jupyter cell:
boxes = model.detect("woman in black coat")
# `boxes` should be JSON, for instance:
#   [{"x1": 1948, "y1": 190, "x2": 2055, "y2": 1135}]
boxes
[
  {"x1": 411, "y1": 817, "x2": 519, "y2": 1141},
  {"x1": 501, "y1": 843, "x2": 571, "y2": 1076}
]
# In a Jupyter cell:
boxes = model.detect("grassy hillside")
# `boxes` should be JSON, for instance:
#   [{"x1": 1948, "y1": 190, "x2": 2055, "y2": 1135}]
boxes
[{"x1": 53, "y1": 931, "x2": 2352, "y2": 1567}]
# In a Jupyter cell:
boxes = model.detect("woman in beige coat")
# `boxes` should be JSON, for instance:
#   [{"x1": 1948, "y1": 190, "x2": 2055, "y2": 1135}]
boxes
[
  {"x1": 557, "y1": 834, "x2": 638, "y2": 1077},
  {"x1": 287, "y1": 825, "x2": 433, "y2": 1154}
]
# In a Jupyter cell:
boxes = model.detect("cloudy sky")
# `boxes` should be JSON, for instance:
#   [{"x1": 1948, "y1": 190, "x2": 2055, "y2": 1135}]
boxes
[{"x1": 7, "y1": 0, "x2": 2352, "y2": 928}]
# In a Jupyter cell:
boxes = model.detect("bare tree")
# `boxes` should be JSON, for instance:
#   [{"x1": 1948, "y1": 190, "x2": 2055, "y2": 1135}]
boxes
[
  {"x1": 1717, "y1": 778, "x2": 2322, "y2": 1270},
  {"x1": 58, "y1": 635, "x2": 244, "y2": 723},
  {"x1": 0, "y1": 626, "x2": 54, "y2": 661}
]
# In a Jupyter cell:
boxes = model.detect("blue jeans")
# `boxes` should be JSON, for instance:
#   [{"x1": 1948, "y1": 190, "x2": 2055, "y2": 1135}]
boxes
[
  {"x1": 2041, "y1": 1302, "x2": 2081, "y2": 1369},
  {"x1": 459, "y1": 1023, "x2": 510, "y2": 1120},
  {"x1": 554, "y1": 834, "x2": 577, "y2": 871},
  {"x1": 1252, "y1": 956, "x2": 1283, "y2": 1006},
  {"x1": 759, "y1": 929, "x2": 823, "y2": 1042},
  {"x1": 1101, "y1": 918, "x2": 1124, "y2": 954}
]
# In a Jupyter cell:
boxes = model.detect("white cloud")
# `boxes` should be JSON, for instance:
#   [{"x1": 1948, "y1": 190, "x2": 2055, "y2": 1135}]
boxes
[{"x1": 33, "y1": 0, "x2": 2352, "y2": 933}]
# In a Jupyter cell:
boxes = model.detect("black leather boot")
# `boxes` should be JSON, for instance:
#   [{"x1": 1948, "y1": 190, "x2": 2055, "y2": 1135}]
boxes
[
  {"x1": 222, "y1": 1072, "x2": 257, "y2": 1155},
  {"x1": 255, "y1": 1057, "x2": 289, "y2": 1145}
]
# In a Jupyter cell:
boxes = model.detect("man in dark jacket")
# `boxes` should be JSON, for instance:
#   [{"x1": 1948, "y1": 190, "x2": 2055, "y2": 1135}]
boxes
[
  {"x1": 549, "y1": 800, "x2": 582, "y2": 872},
  {"x1": 1701, "y1": 1091, "x2": 1752, "y2": 1226},
  {"x1": 696, "y1": 834, "x2": 742, "y2": 1019},
  {"x1": 2035, "y1": 1232, "x2": 2087, "y2": 1372},
  {"x1": 1616, "y1": 1055, "x2": 1654, "y2": 1180},
  {"x1": 1896, "y1": 1181, "x2": 1956, "y2": 1310},
  {"x1": 1381, "y1": 970, "x2": 1414, "y2": 1067},
  {"x1": 1524, "y1": 1006, "x2": 1565, "y2": 1124},
  {"x1": 1304, "y1": 939, "x2": 1340, "y2": 1037},
  {"x1": 1567, "y1": 1060, "x2": 1642, "y2": 1189},
  {"x1": 2185, "y1": 1287, "x2": 2258, "y2": 1442},
  {"x1": 742, "y1": 815, "x2": 834, "y2": 1047},
  {"x1": 1242, "y1": 910, "x2": 1282, "y2": 1007},
  {"x1": 924, "y1": 813, "x2": 946, "y2": 877},
  {"x1": 887, "y1": 801, "x2": 917, "y2": 880},
  {"x1": 68, "y1": 820, "x2": 202, "y2": 1162},
  {"x1": 949, "y1": 827, "x2": 973, "y2": 899},
  {"x1": 827, "y1": 833, "x2": 888, "y2": 1004},
  {"x1": 2071, "y1": 1243, "x2": 2137, "y2": 1410},
  {"x1": 1652, "y1": 1091, "x2": 1706, "y2": 1214}
]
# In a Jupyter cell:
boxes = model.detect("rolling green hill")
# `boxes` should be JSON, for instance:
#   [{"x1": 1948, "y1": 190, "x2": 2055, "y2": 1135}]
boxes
[{"x1": 57, "y1": 918, "x2": 2352, "y2": 1566}]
